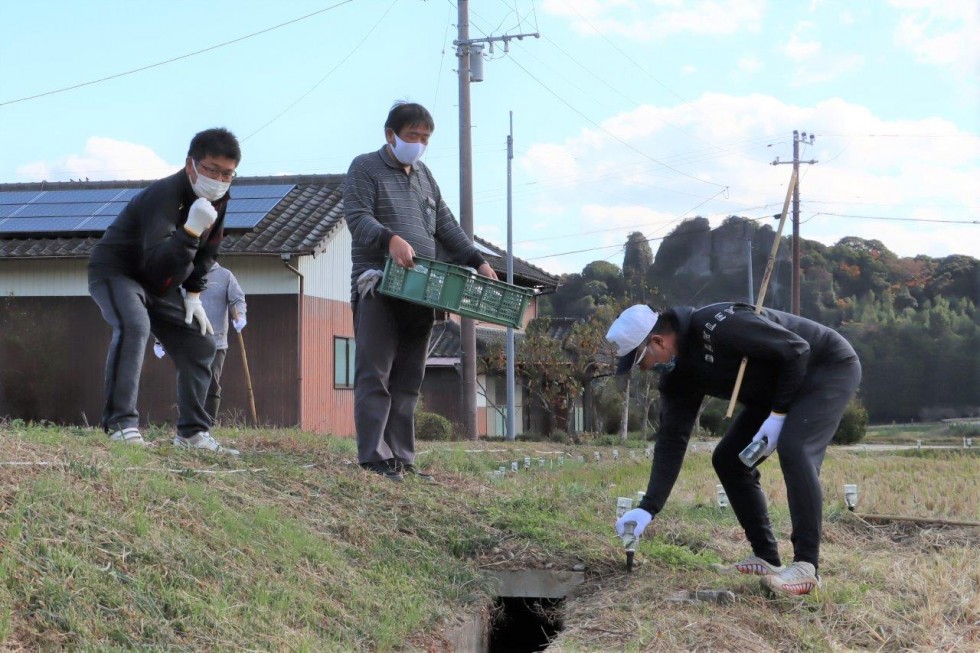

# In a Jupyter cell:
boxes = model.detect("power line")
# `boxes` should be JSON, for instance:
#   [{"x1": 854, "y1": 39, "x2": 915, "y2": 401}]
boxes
[
  {"x1": 0, "y1": 1, "x2": 355, "y2": 107},
  {"x1": 565, "y1": 4, "x2": 692, "y2": 109},
  {"x1": 813, "y1": 212, "x2": 978, "y2": 225},
  {"x1": 504, "y1": 54, "x2": 728, "y2": 191},
  {"x1": 242, "y1": 0, "x2": 397, "y2": 142}
]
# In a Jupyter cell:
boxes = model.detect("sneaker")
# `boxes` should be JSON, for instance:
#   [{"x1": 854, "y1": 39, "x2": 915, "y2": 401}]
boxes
[
  {"x1": 762, "y1": 561, "x2": 821, "y2": 596},
  {"x1": 733, "y1": 554, "x2": 785, "y2": 576},
  {"x1": 109, "y1": 427, "x2": 148, "y2": 446},
  {"x1": 360, "y1": 461, "x2": 403, "y2": 482},
  {"x1": 394, "y1": 460, "x2": 434, "y2": 482},
  {"x1": 173, "y1": 432, "x2": 240, "y2": 456}
]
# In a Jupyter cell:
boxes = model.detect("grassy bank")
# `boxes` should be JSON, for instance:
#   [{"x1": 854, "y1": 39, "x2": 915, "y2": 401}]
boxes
[{"x1": 1, "y1": 423, "x2": 977, "y2": 651}]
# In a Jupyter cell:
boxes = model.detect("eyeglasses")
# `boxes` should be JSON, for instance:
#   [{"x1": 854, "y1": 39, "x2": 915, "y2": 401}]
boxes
[{"x1": 196, "y1": 161, "x2": 237, "y2": 182}]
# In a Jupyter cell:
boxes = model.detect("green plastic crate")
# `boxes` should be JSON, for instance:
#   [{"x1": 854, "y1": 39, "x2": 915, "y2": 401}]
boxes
[{"x1": 379, "y1": 255, "x2": 533, "y2": 328}]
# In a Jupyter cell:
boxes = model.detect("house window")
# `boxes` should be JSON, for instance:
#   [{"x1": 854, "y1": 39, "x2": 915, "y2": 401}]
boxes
[{"x1": 334, "y1": 337, "x2": 355, "y2": 388}]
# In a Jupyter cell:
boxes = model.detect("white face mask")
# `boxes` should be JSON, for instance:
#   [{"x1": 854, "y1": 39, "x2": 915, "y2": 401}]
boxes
[
  {"x1": 391, "y1": 134, "x2": 426, "y2": 166},
  {"x1": 191, "y1": 161, "x2": 231, "y2": 201}
]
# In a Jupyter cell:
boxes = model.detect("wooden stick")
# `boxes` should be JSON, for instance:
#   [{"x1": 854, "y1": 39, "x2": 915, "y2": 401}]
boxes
[
  {"x1": 233, "y1": 307, "x2": 258, "y2": 425},
  {"x1": 853, "y1": 513, "x2": 980, "y2": 528},
  {"x1": 725, "y1": 169, "x2": 798, "y2": 418}
]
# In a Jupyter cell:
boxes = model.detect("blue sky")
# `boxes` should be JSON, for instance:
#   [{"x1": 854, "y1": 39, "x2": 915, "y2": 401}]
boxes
[{"x1": 1, "y1": 0, "x2": 977, "y2": 274}]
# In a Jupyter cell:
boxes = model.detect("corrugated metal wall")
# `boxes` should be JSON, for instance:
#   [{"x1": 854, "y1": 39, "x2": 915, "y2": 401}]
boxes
[
  {"x1": 0, "y1": 294, "x2": 299, "y2": 428},
  {"x1": 300, "y1": 296, "x2": 355, "y2": 435}
]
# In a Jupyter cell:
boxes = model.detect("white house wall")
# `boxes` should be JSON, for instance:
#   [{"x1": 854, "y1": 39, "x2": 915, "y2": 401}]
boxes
[
  {"x1": 0, "y1": 240, "x2": 359, "y2": 297},
  {"x1": 0, "y1": 259, "x2": 89, "y2": 297},
  {"x1": 295, "y1": 225, "x2": 353, "y2": 301}
]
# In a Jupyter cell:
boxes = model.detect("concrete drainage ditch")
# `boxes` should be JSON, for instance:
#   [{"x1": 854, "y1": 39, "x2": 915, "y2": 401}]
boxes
[{"x1": 443, "y1": 569, "x2": 584, "y2": 653}]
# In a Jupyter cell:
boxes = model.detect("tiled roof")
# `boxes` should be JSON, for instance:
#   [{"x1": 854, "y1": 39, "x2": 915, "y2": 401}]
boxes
[
  {"x1": 0, "y1": 175, "x2": 345, "y2": 259},
  {"x1": 426, "y1": 316, "x2": 582, "y2": 359},
  {"x1": 0, "y1": 175, "x2": 560, "y2": 289},
  {"x1": 428, "y1": 320, "x2": 516, "y2": 358},
  {"x1": 474, "y1": 236, "x2": 559, "y2": 288}
]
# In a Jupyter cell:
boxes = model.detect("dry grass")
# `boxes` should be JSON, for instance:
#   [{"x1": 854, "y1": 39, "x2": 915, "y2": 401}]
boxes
[
  {"x1": 0, "y1": 424, "x2": 977, "y2": 651},
  {"x1": 549, "y1": 447, "x2": 979, "y2": 652}
]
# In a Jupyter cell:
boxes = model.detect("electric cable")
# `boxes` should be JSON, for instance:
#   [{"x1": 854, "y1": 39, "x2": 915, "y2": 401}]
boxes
[{"x1": 0, "y1": 1, "x2": 356, "y2": 107}]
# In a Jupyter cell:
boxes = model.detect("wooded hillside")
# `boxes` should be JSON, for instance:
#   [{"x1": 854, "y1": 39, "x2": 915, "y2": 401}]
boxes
[{"x1": 539, "y1": 217, "x2": 980, "y2": 423}]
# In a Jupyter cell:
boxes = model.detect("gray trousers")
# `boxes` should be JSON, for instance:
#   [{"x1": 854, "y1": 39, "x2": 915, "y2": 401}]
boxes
[
  {"x1": 89, "y1": 274, "x2": 216, "y2": 438},
  {"x1": 353, "y1": 292, "x2": 434, "y2": 465},
  {"x1": 206, "y1": 347, "x2": 228, "y2": 421},
  {"x1": 712, "y1": 355, "x2": 862, "y2": 571}
]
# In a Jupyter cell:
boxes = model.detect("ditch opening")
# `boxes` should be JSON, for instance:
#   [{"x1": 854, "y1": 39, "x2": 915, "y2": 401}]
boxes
[{"x1": 488, "y1": 596, "x2": 564, "y2": 653}]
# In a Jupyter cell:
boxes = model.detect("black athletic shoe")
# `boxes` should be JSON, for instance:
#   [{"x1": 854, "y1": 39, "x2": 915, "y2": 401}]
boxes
[
  {"x1": 360, "y1": 461, "x2": 403, "y2": 481},
  {"x1": 394, "y1": 461, "x2": 434, "y2": 482}
]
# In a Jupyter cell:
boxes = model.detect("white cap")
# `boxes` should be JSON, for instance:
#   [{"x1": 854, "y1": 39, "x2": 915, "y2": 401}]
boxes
[
  {"x1": 606, "y1": 305, "x2": 659, "y2": 374},
  {"x1": 606, "y1": 305, "x2": 659, "y2": 356}
]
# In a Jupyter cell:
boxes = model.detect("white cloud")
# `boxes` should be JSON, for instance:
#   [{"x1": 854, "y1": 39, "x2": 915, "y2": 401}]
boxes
[
  {"x1": 890, "y1": 0, "x2": 979, "y2": 68},
  {"x1": 681, "y1": 64, "x2": 698, "y2": 75},
  {"x1": 513, "y1": 94, "x2": 980, "y2": 272},
  {"x1": 780, "y1": 22, "x2": 822, "y2": 60},
  {"x1": 789, "y1": 53, "x2": 865, "y2": 85},
  {"x1": 15, "y1": 137, "x2": 177, "y2": 182},
  {"x1": 738, "y1": 56, "x2": 761, "y2": 73},
  {"x1": 541, "y1": 0, "x2": 767, "y2": 39}
]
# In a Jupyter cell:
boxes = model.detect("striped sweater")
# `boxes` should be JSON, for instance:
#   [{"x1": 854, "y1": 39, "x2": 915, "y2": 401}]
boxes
[{"x1": 343, "y1": 145, "x2": 484, "y2": 299}]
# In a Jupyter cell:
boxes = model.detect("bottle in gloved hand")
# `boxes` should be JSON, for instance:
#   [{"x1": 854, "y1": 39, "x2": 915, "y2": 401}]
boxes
[{"x1": 739, "y1": 437, "x2": 768, "y2": 467}]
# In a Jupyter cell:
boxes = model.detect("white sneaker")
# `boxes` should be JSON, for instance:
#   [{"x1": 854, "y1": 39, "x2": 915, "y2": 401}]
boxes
[
  {"x1": 762, "y1": 561, "x2": 821, "y2": 596},
  {"x1": 109, "y1": 427, "x2": 148, "y2": 446},
  {"x1": 713, "y1": 554, "x2": 784, "y2": 576},
  {"x1": 173, "y1": 432, "x2": 239, "y2": 456}
]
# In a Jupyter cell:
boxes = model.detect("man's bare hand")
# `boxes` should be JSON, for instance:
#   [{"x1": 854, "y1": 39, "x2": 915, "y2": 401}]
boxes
[
  {"x1": 389, "y1": 235, "x2": 415, "y2": 268},
  {"x1": 477, "y1": 262, "x2": 498, "y2": 280}
]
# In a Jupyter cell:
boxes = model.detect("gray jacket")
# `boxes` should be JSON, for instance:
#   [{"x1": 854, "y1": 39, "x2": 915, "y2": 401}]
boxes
[{"x1": 201, "y1": 262, "x2": 247, "y2": 349}]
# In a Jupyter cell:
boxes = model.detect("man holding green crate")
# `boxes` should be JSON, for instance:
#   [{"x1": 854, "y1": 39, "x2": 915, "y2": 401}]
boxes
[{"x1": 344, "y1": 101, "x2": 496, "y2": 482}]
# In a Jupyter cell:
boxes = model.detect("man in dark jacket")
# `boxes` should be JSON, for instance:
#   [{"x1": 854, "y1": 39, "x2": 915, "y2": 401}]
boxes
[
  {"x1": 88, "y1": 127, "x2": 240, "y2": 454},
  {"x1": 344, "y1": 102, "x2": 497, "y2": 481},
  {"x1": 609, "y1": 303, "x2": 861, "y2": 596}
]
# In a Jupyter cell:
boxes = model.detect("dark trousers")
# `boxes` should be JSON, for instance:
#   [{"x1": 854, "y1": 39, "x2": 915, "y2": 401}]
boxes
[
  {"x1": 205, "y1": 347, "x2": 228, "y2": 421},
  {"x1": 89, "y1": 274, "x2": 216, "y2": 438},
  {"x1": 353, "y1": 292, "x2": 434, "y2": 465},
  {"x1": 712, "y1": 356, "x2": 862, "y2": 570}
]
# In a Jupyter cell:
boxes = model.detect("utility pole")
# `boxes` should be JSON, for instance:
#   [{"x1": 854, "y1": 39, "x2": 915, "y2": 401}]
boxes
[
  {"x1": 455, "y1": 0, "x2": 538, "y2": 440},
  {"x1": 506, "y1": 111, "x2": 516, "y2": 441},
  {"x1": 771, "y1": 130, "x2": 816, "y2": 315},
  {"x1": 457, "y1": 0, "x2": 477, "y2": 441}
]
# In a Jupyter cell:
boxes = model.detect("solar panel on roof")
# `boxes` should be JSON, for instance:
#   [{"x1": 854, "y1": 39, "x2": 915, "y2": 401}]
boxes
[
  {"x1": 227, "y1": 197, "x2": 282, "y2": 213},
  {"x1": 225, "y1": 213, "x2": 270, "y2": 229},
  {"x1": 0, "y1": 182, "x2": 294, "y2": 236},
  {"x1": 32, "y1": 189, "x2": 133, "y2": 203},
  {"x1": 0, "y1": 217, "x2": 89, "y2": 233},
  {"x1": 0, "y1": 205, "x2": 25, "y2": 218},
  {"x1": 229, "y1": 184, "x2": 295, "y2": 200},
  {"x1": 0, "y1": 191, "x2": 43, "y2": 205},
  {"x1": 16, "y1": 203, "x2": 105, "y2": 218},
  {"x1": 78, "y1": 215, "x2": 117, "y2": 230}
]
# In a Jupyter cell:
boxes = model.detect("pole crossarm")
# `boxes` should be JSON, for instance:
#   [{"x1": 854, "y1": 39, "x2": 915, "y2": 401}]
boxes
[{"x1": 455, "y1": 32, "x2": 540, "y2": 48}]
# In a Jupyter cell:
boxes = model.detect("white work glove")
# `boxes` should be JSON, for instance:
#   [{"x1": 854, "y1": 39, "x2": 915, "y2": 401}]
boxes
[
  {"x1": 751, "y1": 412, "x2": 787, "y2": 457},
  {"x1": 615, "y1": 508, "x2": 653, "y2": 538},
  {"x1": 184, "y1": 197, "x2": 218, "y2": 237},
  {"x1": 153, "y1": 341, "x2": 165, "y2": 358},
  {"x1": 232, "y1": 317, "x2": 247, "y2": 332},
  {"x1": 183, "y1": 291, "x2": 214, "y2": 335},
  {"x1": 356, "y1": 269, "x2": 384, "y2": 299}
]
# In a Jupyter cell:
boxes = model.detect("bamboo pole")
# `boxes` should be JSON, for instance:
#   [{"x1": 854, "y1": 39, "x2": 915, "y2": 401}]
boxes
[{"x1": 725, "y1": 170, "x2": 798, "y2": 418}]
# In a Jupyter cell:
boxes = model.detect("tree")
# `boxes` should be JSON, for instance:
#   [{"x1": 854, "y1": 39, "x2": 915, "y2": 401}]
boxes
[
  {"x1": 833, "y1": 396, "x2": 868, "y2": 445},
  {"x1": 623, "y1": 231, "x2": 653, "y2": 302}
]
